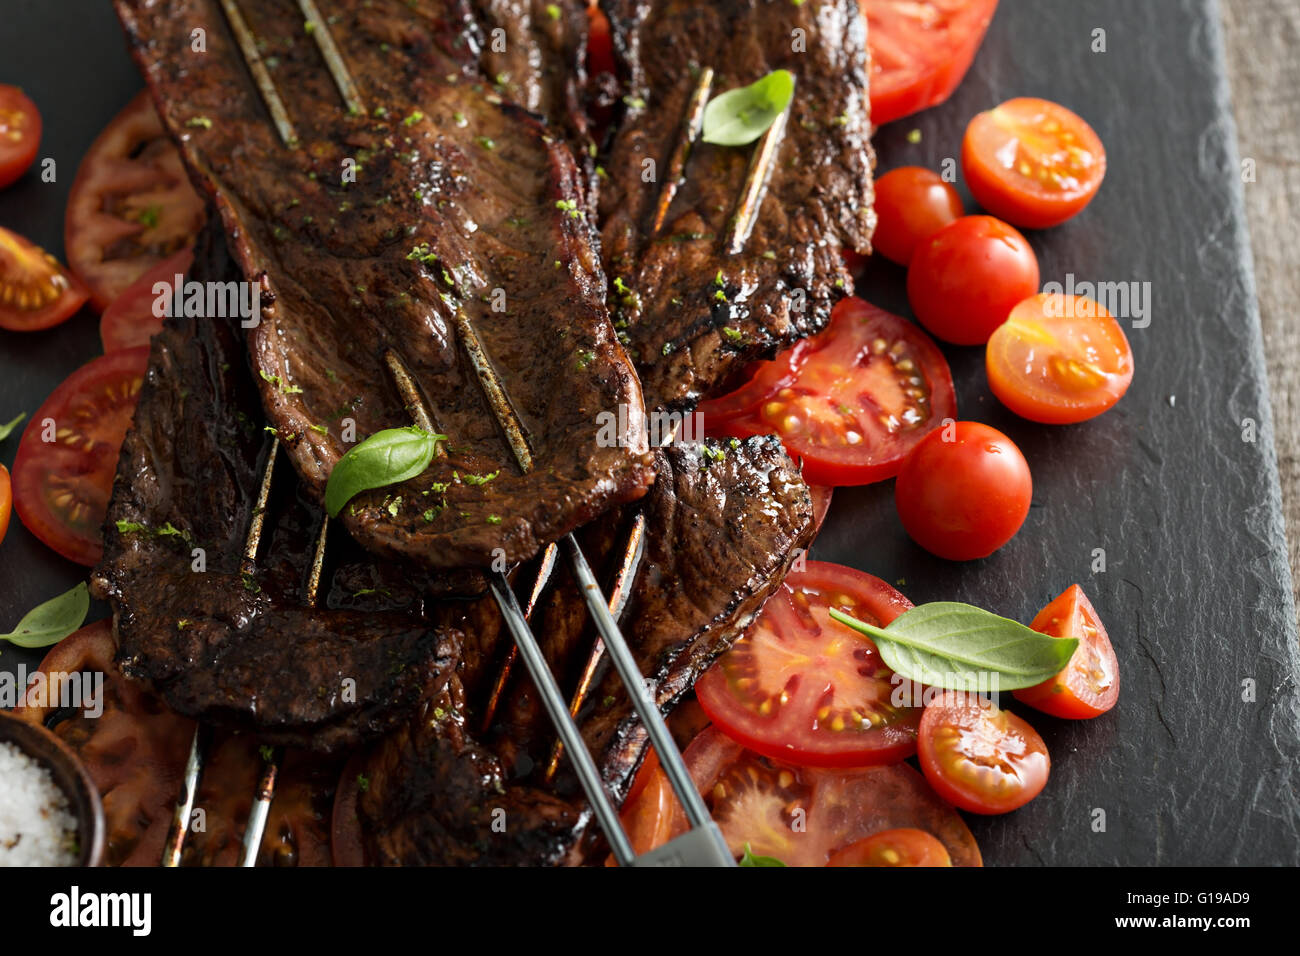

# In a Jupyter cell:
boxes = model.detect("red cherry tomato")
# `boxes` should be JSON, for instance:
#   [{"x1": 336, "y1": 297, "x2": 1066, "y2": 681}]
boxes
[
  {"x1": 907, "y1": 215, "x2": 1039, "y2": 346},
  {"x1": 893, "y1": 421, "x2": 1031, "y2": 561},
  {"x1": 826, "y1": 828, "x2": 952, "y2": 866},
  {"x1": 863, "y1": 0, "x2": 999, "y2": 126},
  {"x1": 918, "y1": 696, "x2": 1050, "y2": 814},
  {"x1": 0, "y1": 464, "x2": 11, "y2": 546},
  {"x1": 871, "y1": 166, "x2": 964, "y2": 266},
  {"x1": 0, "y1": 85, "x2": 42, "y2": 190},
  {"x1": 99, "y1": 248, "x2": 194, "y2": 352},
  {"x1": 696, "y1": 561, "x2": 920, "y2": 768},
  {"x1": 0, "y1": 226, "x2": 90, "y2": 332},
  {"x1": 700, "y1": 298, "x2": 956, "y2": 486},
  {"x1": 1014, "y1": 585, "x2": 1120, "y2": 719},
  {"x1": 963, "y1": 97, "x2": 1106, "y2": 229},
  {"x1": 987, "y1": 293, "x2": 1134, "y2": 425}
]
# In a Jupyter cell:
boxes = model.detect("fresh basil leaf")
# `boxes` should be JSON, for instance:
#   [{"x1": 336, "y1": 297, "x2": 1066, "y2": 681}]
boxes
[
  {"x1": 702, "y1": 69, "x2": 795, "y2": 146},
  {"x1": 0, "y1": 582, "x2": 91, "y2": 649},
  {"x1": 738, "y1": 843, "x2": 786, "y2": 867},
  {"x1": 0, "y1": 411, "x2": 26, "y2": 442},
  {"x1": 324, "y1": 427, "x2": 445, "y2": 517},
  {"x1": 828, "y1": 602, "x2": 1078, "y2": 692}
]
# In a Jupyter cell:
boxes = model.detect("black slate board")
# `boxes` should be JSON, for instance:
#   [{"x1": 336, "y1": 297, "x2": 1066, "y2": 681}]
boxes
[{"x1": 1, "y1": 0, "x2": 1297, "y2": 865}]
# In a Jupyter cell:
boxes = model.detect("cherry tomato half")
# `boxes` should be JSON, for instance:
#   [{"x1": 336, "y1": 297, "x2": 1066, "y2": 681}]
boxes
[
  {"x1": 871, "y1": 166, "x2": 964, "y2": 266},
  {"x1": 12, "y1": 347, "x2": 150, "y2": 565},
  {"x1": 700, "y1": 298, "x2": 957, "y2": 486},
  {"x1": 1014, "y1": 584, "x2": 1120, "y2": 719},
  {"x1": 0, "y1": 226, "x2": 90, "y2": 331},
  {"x1": 0, "y1": 85, "x2": 42, "y2": 190},
  {"x1": 826, "y1": 828, "x2": 953, "y2": 866},
  {"x1": 0, "y1": 464, "x2": 11, "y2": 546},
  {"x1": 617, "y1": 725, "x2": 981, "y2": 866},
  {"x1": 907, "y1": 215, "x2": 1039, "y2": 346},
  {"x1": 697, "y1": 561, "x2": 920, "y2": 767},
  {"x1": 65, "y1": 91, "x2": 205, "y2": 310},
  {"x1": 863, "y1": 0, "x2": 999, "y2": 126},
  {"x1": 894, "y1": 421, "x2": 1032, "y2": 561},
  {"x1": 963, "y1": 97, "x2": 1106, "y2": 229},
  {"x1": 918, "y1": 696, "x2": 1050, "y2": 815},
  {"x1": 987, "y1": 292, "x2": 1134, "y2": 425}
]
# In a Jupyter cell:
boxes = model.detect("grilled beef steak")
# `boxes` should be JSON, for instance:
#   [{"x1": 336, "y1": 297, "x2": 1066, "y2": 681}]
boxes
[
  {"x1": 114, "y1": 0, "x2": 655, "y2": 570},
  {"x1": 355, "y1": 436, "x2": 815, "y2": 864},
  {"x1": 598, "y1": 0, "x2": 876, "y2": 411},
  {"x1": 93, "y1": 223, "x2": 462, "y2": 752}
]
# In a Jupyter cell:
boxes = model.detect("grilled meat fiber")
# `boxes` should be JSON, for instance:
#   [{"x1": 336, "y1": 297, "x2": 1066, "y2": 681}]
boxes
[
  {"x1": 356, "y1": 436, "x2": 814, "y2": 865},
  {"x1": 599, "y1": 0, "x2": 876, "y2": 411},
  {"x1": 115, "y1": 0, "x2": 655, "y2": 571}
]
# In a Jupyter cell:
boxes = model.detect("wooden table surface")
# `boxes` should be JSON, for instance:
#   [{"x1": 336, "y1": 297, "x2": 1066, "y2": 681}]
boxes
[{"x1": 1221, "y1": 0, "x2": 1300, "y2": 617}]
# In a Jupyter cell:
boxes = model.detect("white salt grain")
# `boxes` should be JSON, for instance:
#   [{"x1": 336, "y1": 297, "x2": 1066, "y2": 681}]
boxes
[{"x1": 0, "y1": 740, "x2": 79, "y2": 866}]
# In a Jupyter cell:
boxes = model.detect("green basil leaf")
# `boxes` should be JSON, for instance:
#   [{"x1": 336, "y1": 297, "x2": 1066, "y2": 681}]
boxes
[
  {"x1": 738, "y1": 843, "x2": 786, "y2": 867},
  {"x1": 0, "y1": 411, "x2": 27, "y2": 442},
  {"x1": 701, "y1": 69, "x2": 795, "y2": 146},
  {"x1": 827, "y1": 602, "x2": 1078, "y2": 692},
  {"x1": 324, "y1": 427, "x2": 445, "y2": 517},
  {"x1": 0, "y1": 582, "x2": 91, "y2": 649}
]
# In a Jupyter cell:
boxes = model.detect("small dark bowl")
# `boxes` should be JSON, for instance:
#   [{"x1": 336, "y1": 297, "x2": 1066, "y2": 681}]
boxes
[{"x1": 0, "y1": 709, "x2": 105, "y2": 867}]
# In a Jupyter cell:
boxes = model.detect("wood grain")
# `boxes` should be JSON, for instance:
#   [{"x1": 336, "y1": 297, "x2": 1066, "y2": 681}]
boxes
[{"x1": 1220, "y1": 0, "x2": 1300, "y2": 615}]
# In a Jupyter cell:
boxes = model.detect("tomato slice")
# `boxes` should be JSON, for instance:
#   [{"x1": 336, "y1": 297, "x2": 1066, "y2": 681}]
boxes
[
  {"x1": 587, "y1": 1, "x2": 616, "y2": 77},
  {"x1": 1013, "y1": 585, "x2": 1120, "y2": 719},
  {"x1": 617, "y1": 725, "x2": 981, "y2": 866},
  {"x1": 963, "y1": 97, "x2": 1106, "y2": 229},
  {"x1": 0, "y1": 464, "x2": 11, "y2": 545},
  {"x1": 809, "y1": 484, "x2": 833, "y2": 537},
  {"x1": 64, "y1": 91, "x2": 205, "y2": 311},
  {"x1": 14, "y1": 620, "x2": 195, "y2": 866},
  {"x1": 702, "y1": 298, "x2": 956, "y2": 486},
  {"x1": 826, "y1": 828, "x2": 952, "y2": 866},
  {"x1": 918, "y1": 696, "x2": 1050, "y2": 814},
  {"x1": 0, "y1": 85, "x2": 42, "y2": 190},
  {"x1": 0, "y1": 226, "x2": 90, "y2": 331},
  {"x1": 11, "y1": 347, "x2": 150, "y2": 566},
  {"x1": 696, "y1": 561, "x2": 920, "y2": 767},
  {"x1": 99, "y1": 248, "x2": 194, "y2": 352},
  {"x1": 871, "y1": 166, "x2": 964, "y2": 266},
  {"x1": 864, "y1": 0, "x2": 999, "y2": 126},
  {"x1": 987, "y1": 293, "x2": 1133, "y2": 425}
]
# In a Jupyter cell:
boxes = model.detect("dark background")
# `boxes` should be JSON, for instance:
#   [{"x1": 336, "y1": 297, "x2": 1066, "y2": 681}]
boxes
[{"x1": 2, "y1": 0, "x2": 1297, "y2": 864}]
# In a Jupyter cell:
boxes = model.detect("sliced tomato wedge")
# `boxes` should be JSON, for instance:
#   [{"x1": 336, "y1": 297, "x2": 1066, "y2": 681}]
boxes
[
  {"x1": 918, "y1": 696, "x2": 1050, "y2": 815},
  {"x1": 1014, "y1": 585, "x2": 1120, "y2": 719},
  {"x1": 65, "y1": 91, "x2": 205, "y2": 311},
  {"x1": 963, "y1": 97, "x2": 1106, "y2": 229},
  {"x1": 696, "y1": 561, "x2": 920, "y2": 767},
  {"x1": 617, "y1": 725, "x2": 981, "y2": 866},
  {"x1": 0, "y1": 84, "x2": 42, "y2": 190},
  {"x1": 11, "y1": 347, "x2": 150, "y2": 565},
  {"x1": 826, "y1": 828, "x2": 953, "y2": 866},
  {"x1": 0, "y1": 464, "x2": 10, "y2": 545},
  {"x1": 99, "y1": 248, "x2": 193, "y2": 352},
  {"x1": 700, "y1": 298, "x2": 956, "y2": 486},
  {"x1": 863, "y1": 0, "x2": 999, "y2": 126},
  {"x1": 987, "y1": 292, "x2": 1134, "y2": 425},
  {"x1": 809, "y1": 485, "x2": 833, "y2": 537},
  {"x1": 0, "y1": 225, "x2": 90, "y2": 331}
]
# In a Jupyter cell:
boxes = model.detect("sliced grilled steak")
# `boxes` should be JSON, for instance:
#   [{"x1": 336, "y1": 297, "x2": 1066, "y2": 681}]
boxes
[
  {"x1": 356, "y1": 435, "x2": 814, "y2": 864},
  {"x1": 598, "y1": 0, "x2": 876, "y2": 411},
  {"x1": 92, "y1": 222, "x2": 461, "y2": 752},
  {"x1": 114, "y1": 0, "x2": 655, "y2": 571}
]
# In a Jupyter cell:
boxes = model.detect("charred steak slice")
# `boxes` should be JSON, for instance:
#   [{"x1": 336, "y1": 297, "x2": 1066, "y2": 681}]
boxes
[
  {"x1": 598, "y1": 0, "x2": 876, "y2": 411},
  {"x1": 114, "y1": 0, "x2": 655, "y2": 570},
  {"x1": 92, "y1": 222, "x2": 461, "y2": 753},
  {"x1": 355, "y1": 435, "x2": 814, "y2": 864}
]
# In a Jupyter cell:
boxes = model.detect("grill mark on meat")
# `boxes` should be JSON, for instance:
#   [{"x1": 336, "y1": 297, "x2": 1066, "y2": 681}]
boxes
[
  {"x1": 598, "y1": 0, "x2": 876, "y2": 411},
  {"x1": 356, "y1": 436, "x2": 814, "y2": 863},
  {"x1": 114, "y1": 0, "x2": 655, "y2": 570},
  {"x1": 92, "y1": 221, "x2": 463, "y2": 752}
]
